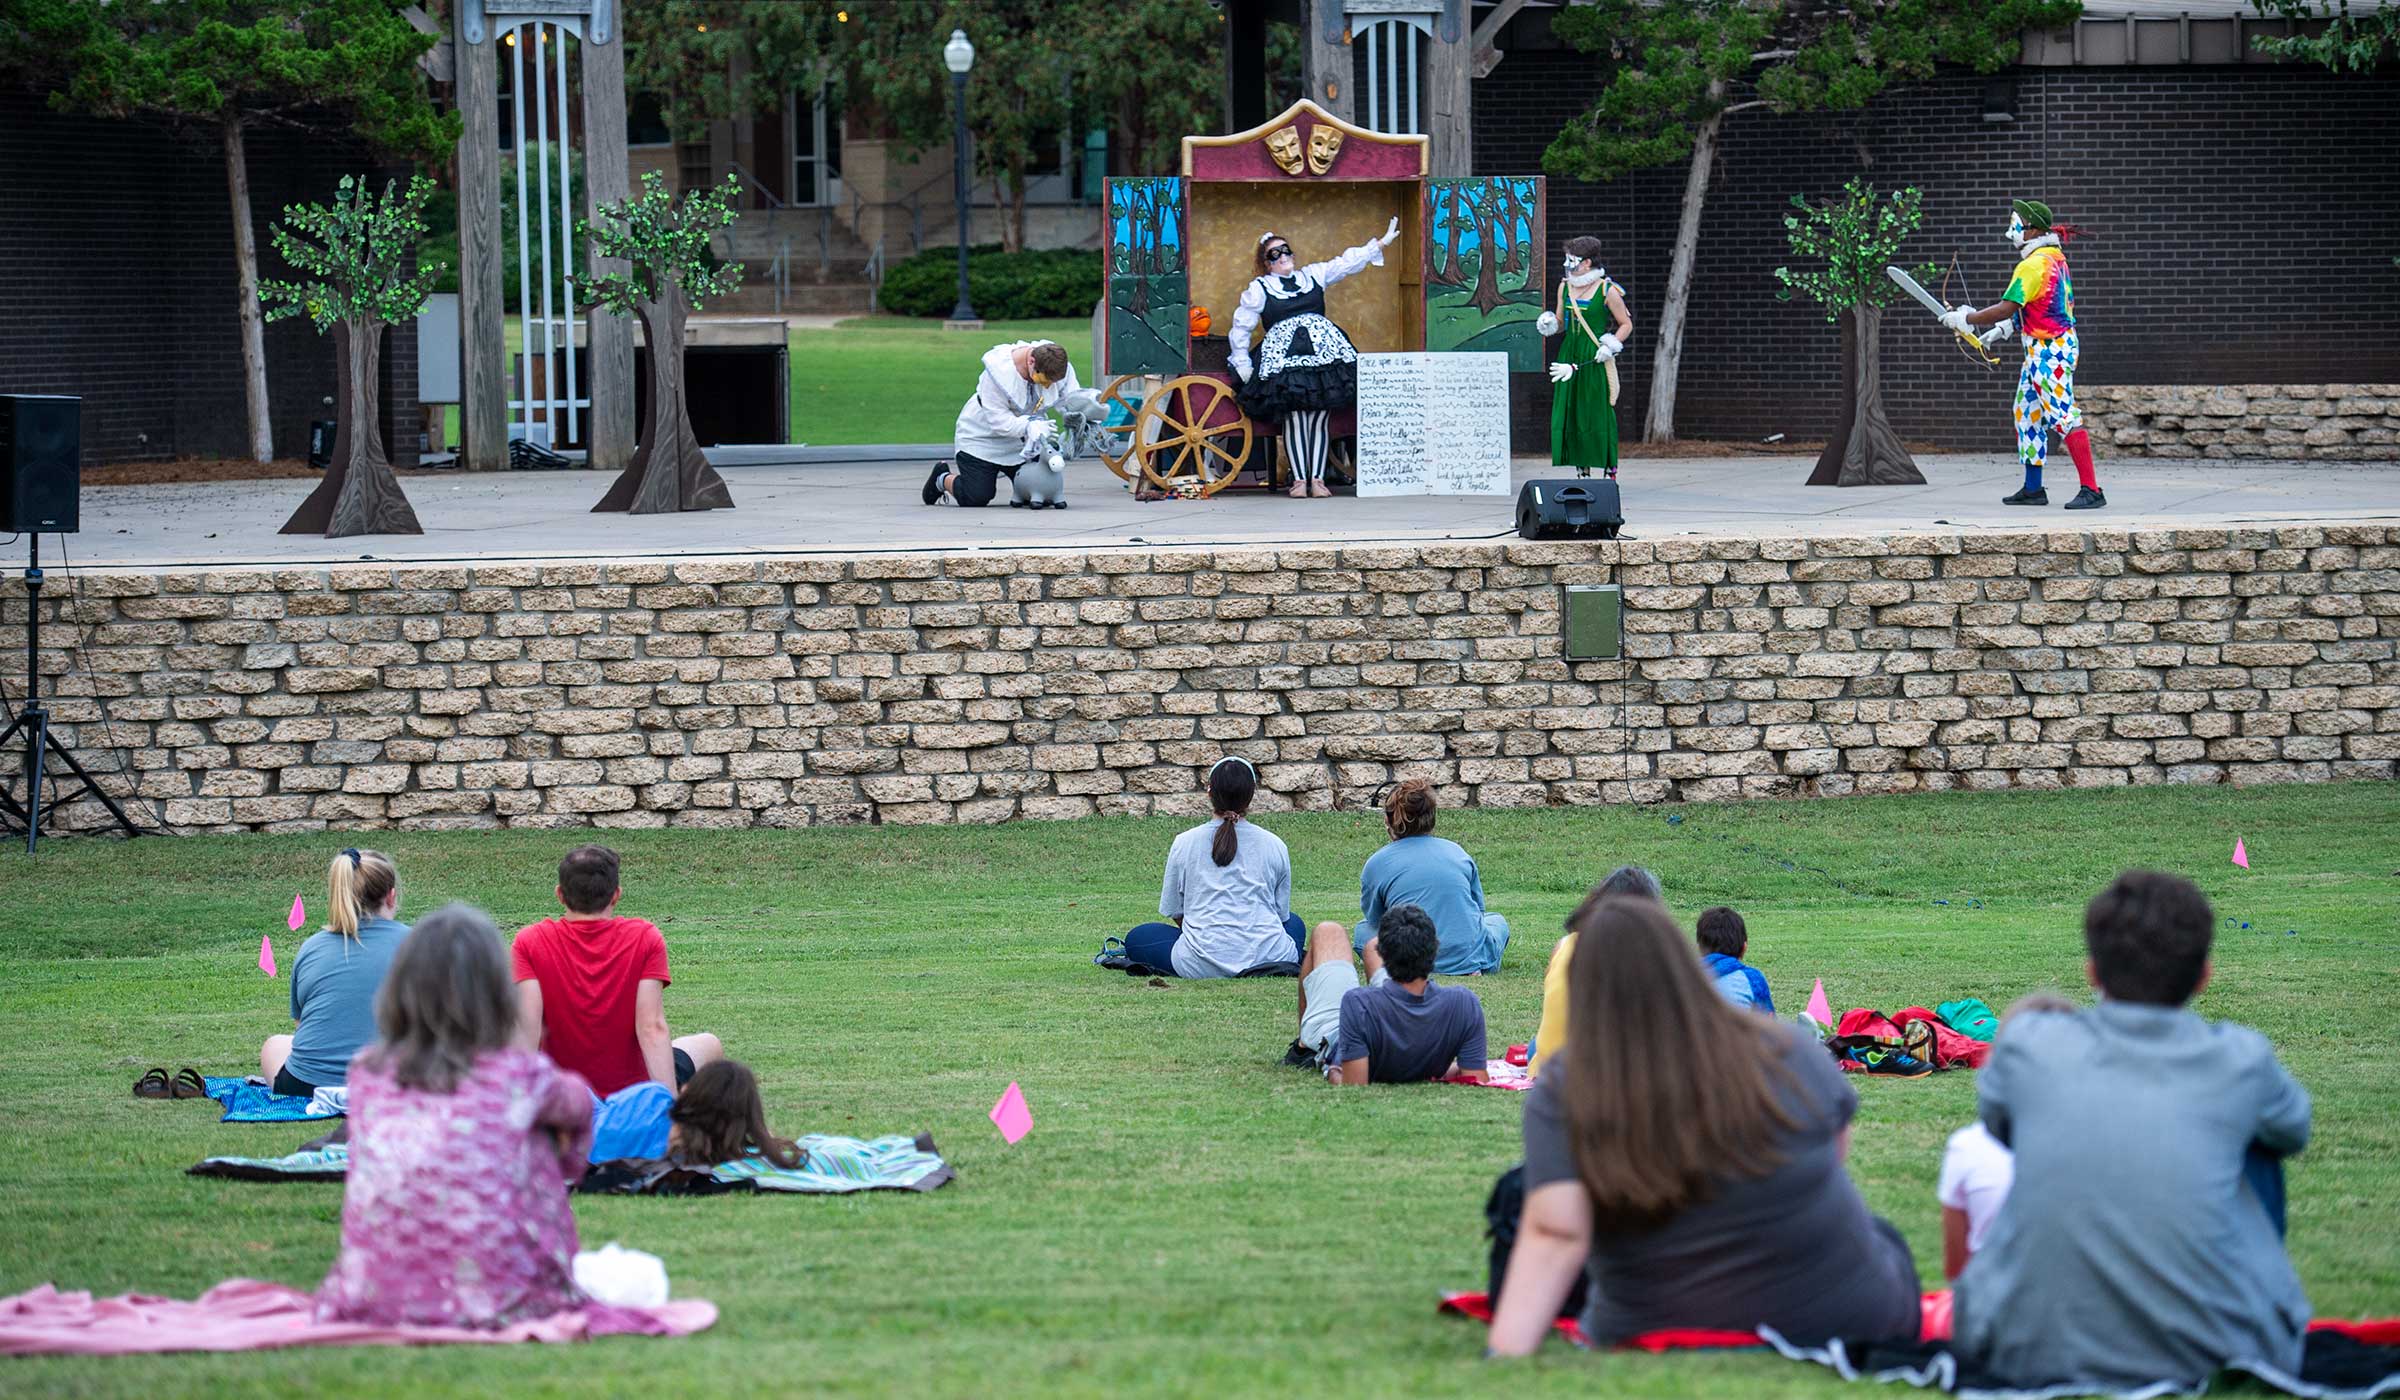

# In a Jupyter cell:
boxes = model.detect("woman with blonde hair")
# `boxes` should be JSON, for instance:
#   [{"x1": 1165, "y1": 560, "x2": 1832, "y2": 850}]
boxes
[
  {"x1": 1356, "y1": 779, "x2": 1507, "y2": 976},
  {"x1": 258, "y1": 846, "x2": 408, "y2": 1099},
  {"x1": 1488, "y1": 894, "x2": 1920, "y2": 1355}
]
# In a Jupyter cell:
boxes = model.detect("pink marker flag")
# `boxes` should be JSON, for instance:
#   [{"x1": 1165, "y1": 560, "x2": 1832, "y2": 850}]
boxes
[
  {"x1": 258, "y1": 934, "x2": 277, "y2": 977},
  {"x1": 988, "y1": 1082, "x2": 1032, "y2": 1145},
  {"x1": 2233, "y1": 837, "x2": 2250, "y2": 870},
  {"x1": 287, "y1": 895, "x2": 306, "y2": 931},
  {"x1": 1805, "y1": 978, "x2": 1833, "y2": 1028}
]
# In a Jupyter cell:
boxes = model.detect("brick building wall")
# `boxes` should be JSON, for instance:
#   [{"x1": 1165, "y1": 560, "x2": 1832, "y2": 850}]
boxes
[
  {"x1": 8, "y1": 530, "x2": 2394, "y2": 835},
  {"x1": 0, "y1": 88, "x2": 419, "y2": 468},
  {"x1": 1472, "y1": 60, "x2": 2400, "y2": 452}
]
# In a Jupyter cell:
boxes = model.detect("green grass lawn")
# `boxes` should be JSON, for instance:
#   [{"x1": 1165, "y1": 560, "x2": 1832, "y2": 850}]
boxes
[
  {"x1": 440, "y1": 315, "x2": 1091, "y2": 452},
  {"x1": 3, "y1": 782, "x2": 2395, "y2": 1395},
  {"x1": 787, "y1": 316, "x2": 1093, "y2": 445}
]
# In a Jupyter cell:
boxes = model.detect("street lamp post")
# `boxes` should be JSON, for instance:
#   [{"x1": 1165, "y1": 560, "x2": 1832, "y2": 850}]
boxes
[{"x1": 942, "y1": 29, "x2": 978, "y2": 326}]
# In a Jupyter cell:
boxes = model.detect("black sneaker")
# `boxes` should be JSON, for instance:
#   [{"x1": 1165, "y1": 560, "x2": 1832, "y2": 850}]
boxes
[
  {"x1": 921, "y1": 461, "x2": 950, "y2": 506},
  {"x1": 2064, "y1": 486, "x2": 2106, "y2": 510},
  {"x1": 1280, "y1": 1039, "x2": 1317, "y2": 1068},
  {"x1": 2001, "y1": 487, "x2": 2048, "y2": 506}
]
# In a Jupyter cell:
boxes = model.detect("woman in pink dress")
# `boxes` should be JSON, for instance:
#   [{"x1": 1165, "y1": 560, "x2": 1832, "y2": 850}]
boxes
[{"x1": 316, "y1": 903, "x2": 597, "y2": 1329}]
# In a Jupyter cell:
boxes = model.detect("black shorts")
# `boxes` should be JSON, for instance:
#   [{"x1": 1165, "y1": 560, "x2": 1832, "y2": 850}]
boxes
[
  {"x1": 673, "y1": 1047, "x2": 696, "y2": 1089},
  {"x1": 950, "y1": 450, "x2": 1019, "y2": 508},
  {"x1": 272, "y1": 1066, "x2": 318, "y2": 1099}
]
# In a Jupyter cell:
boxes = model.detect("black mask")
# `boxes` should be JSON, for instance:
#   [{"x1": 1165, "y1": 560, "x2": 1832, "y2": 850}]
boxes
[{"x1": 1264, "y1": 244, "x2": 1292, "y2": 263}]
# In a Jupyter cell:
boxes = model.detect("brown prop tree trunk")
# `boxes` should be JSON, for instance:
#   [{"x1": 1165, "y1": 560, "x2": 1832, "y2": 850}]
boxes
[
  {"x1": 592, "y1": 284, "x2": 734, "y2": 514},
  {"x1": 281, "y1": 320, "x2": 424, "y2": 536},
  {"x1": 1806, "y1": 305, "x2": 1926, "y2": 487}
]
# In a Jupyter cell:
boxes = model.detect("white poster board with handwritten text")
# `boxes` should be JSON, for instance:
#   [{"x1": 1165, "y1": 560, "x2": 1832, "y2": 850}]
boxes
[{"x1": 1353, "y1": 351, "x2": 1513, "y2": 497}]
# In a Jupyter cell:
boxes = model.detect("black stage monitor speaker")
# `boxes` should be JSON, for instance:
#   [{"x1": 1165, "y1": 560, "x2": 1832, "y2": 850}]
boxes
[
  {"x1": 1516, "y1": 478, "x2": 1620, "y2": 540},
  {"x1": 0, "y1": 394, "x2": 81, "y2": 533}
]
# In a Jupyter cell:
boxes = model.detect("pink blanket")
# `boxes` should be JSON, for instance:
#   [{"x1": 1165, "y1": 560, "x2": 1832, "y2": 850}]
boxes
[{"x1": 0, "y1": 1280, "x2": 715, "y2": 1357}]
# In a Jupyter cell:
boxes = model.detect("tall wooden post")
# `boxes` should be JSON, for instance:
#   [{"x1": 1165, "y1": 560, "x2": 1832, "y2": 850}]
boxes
[
  {"x1": 1224, "y1": 0, "x2": 1270, "y2": 132},
  {"x1": 1426, "y1": 0, "x2": 1473, "y2": 177},
  {"x1": 581, "y1": 21, "x2": 634, "y2": 475},
  {"x1": 454, "y1": 4, "x2": 507, "y2": 471},
  {"x1": 1304, "y1": 0, "x2": 1354, "y2": 124}
]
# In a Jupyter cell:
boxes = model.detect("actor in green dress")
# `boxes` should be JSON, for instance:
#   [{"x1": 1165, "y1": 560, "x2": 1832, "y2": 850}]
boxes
[{"x1": 1539, "y1": 236, "x2": 1635, "y2": 479}]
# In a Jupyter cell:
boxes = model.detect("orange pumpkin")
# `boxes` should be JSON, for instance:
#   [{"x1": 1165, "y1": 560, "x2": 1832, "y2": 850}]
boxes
[{"x1": 1189, "y1": 305, "x2": 1212, "y2": 337}]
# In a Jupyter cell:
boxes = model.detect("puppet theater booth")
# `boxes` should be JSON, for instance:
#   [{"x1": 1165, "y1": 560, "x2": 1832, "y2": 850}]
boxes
[
  {"x1": 504, "y1": 317, "x2": 789, "y2": 457},
  {"x1": 1096, "y1": 100, "x2": 1545, "y2": 498}
]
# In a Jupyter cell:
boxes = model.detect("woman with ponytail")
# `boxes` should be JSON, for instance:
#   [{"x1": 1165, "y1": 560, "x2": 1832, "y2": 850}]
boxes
[
  {"x1": 259, "y1": 846, "x2": 408, "y2": 1099},
  {"x1": 1356, "y1": 779, "x2": 1509, "y2": 976},
  {"x1": 1121, "y1": 757, "x2": 1307, "y2": 978}
]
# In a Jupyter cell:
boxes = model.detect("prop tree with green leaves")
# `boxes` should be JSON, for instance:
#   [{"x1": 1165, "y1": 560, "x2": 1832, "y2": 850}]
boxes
[
  {"x1": 1543, "y1": 0, "x2": 2075, "y2": 443},
  {"x1": 1774, "y1": 179, "x2": 1937, "y2": 488},
  {"x1": 261, "y1": 174, "x2": 442, "y2": 537},
  {"x1": 582, "y1": 172, "x2": 743, "y2": 514}
]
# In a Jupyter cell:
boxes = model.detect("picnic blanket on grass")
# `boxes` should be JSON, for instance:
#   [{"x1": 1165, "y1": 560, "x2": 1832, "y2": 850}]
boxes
[
  {"x1": 201, "y1": 1076, "x2": 341, "y2": 1124},
  {"x1": 1440, "y1": 1289, "x2": 1955, "y2": 1352},
  {"x1": 1443, "y1": 1061, "x2": 1531, "y2": 1091},
  {"x1": 0, "y1": 1279, "x2": 713, "y2": 1357},
  {"x1": 190, "y1": 1133, "x2": 955, "y2": 1196},
  {"x1": 1759, "y1": 1317, "x2": 2400, "y2": 1399}
]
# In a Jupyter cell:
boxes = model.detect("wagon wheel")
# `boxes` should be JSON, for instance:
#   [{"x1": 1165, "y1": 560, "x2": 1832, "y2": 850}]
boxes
[
  {"x1": 1095, "y1": 374, "x2": 1150, "y2": 481},
  {"x1": 1132, "y1": 376, "x2": 1253, "y2": 498}
]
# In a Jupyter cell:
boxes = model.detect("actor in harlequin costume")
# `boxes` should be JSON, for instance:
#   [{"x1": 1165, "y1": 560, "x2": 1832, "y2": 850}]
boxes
[
  {"x1": 1228, "y1": 219, "x2": 1401, "y2": 499},
  {"x1": 1943, "y1": 199, "x2": 2104, "y2": 510},
  {"x1": 1535, "y1": 236, "x2": 1634, "y2": 479}
]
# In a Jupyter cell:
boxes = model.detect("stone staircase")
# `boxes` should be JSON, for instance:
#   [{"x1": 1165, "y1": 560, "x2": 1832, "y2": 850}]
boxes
[{"x1": 712, "y1": 206, "x2": 878, "y2": 316}]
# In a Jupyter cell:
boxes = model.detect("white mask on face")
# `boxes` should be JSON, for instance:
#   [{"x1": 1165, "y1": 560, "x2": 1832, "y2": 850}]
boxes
[
  {"x1": 2005, "y1": 212, "x2": 2027, "y2": 250},
  {"x1": 1563, "y1": 254, "x2": 1584, "y2": 277}
]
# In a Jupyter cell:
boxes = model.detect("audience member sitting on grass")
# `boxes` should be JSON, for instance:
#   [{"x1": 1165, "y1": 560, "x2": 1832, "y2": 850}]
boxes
[
  {"x1": 1696, "y1": 905, "x2": 1773, "y2": 1013},
  {"x1": 1489, "y1": 894, "x2": 1921, "y2": 1355},
  {"x1": 1289, "y1": 905, "x2": 1489, "y2": 1085},
  {"x1": 318, "y1": 904, "x2": 594, "y2": 1329},
  {"x1": 1527, "y1": 864, "x2": 1661, "y2": 1077},
  {"x1": 590, "y1": 1059, "x2": 807, "y2": 1168},
  {"x1": 1939, "y1": 991, "x2": 2074, "y2": 1280},
  {"x1": 512, "y1": 844, "x2": 723, "y2": 1096},
  {"x1": 1951, "y1": 870, "x2": 2312, "y2": 1391},
  {"x1": 260, "y1": 847, "x2": 409, "y2": 1099},
  {"x1": 1355, "y1": 779, "x2": 1508, "y2": 976},
  {"x1": 1123, "y1": 757, "x2": 1306, "y2": 977}
]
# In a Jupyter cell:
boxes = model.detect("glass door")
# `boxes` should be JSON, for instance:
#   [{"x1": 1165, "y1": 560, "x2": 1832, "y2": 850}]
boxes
[{"x1": 786, "y1": 87, "x2": 842, "y2": 207}]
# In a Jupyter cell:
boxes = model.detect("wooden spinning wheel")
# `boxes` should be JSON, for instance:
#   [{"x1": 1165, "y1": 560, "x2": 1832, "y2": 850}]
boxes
[
  {"x1": 1095, "y1": 374, "x2": 1150, "y2": 481},
  {"x1": 1132, "y1": 375, "x2": 1253, "y2": 497}
]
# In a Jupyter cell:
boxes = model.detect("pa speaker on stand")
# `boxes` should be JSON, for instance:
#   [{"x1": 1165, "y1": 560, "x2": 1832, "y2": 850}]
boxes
[
  {"x1": 0, "y1": 394, "x2": 143, "y2": 851},
  {"x1": 1515, "y1": 477, "x2": 1622, "y2": 540}
]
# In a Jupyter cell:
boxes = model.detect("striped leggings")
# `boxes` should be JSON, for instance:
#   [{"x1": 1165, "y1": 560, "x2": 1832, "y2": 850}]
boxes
[{"x1": 1284, "y1": 411, "x2": 1329, "y2": 482}]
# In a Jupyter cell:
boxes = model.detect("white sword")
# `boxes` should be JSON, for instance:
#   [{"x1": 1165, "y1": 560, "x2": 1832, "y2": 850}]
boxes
[{"x1": 1887, "y1": 266, "x2": 2011, "y2": 353}]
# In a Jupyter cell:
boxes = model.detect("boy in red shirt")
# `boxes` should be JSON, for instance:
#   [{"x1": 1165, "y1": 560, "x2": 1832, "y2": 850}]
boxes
[{"x1": 512, "y1": 844, "x2": 722, "y2": 1095}]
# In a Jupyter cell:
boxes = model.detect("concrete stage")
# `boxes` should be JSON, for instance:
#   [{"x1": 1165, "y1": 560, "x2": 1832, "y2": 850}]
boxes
[{"x1": 67, "y1": 450, "x2": 2400, "y2": 569}]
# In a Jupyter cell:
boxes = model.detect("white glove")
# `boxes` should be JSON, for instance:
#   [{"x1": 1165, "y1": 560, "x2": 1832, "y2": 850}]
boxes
[
  {"x1": 1534, "y1": 311, "x2": 1560, "y2": 337},
  {"x1": 1938, "y1": 305, "x2": 1972, "y2": 334},
  {"x1": 1981, "y1": 319, "x2": 2016, "y2": 347},
  {"x1": 1597, "y1": 333, "x2": 1622, "y2": 361},
  {"x1": 1021, "y1": 418, "x2": 1054, "y2": 456},
  {"x1": 1380, "y1": 216, "x2": 1401, "y2": 246},
  {"x1": 1548, "y1": 362, "x2": 1575, "y2": 384},
  {"x1": 1232, "y1": 362, "x2": 1252, "y2": 384}
]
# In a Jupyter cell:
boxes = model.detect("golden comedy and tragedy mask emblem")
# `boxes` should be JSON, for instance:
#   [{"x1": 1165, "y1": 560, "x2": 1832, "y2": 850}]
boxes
[
  {"x1": 1306, "y1": 125, "x2": 1345, "y2": 175},
  {"x1": 1264, "y1": 124, "x2": 1304, "y2": 175}
]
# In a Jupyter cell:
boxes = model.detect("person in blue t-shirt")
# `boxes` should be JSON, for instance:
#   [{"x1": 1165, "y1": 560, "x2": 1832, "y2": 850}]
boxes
[
  {"x1": 259, "y1": 847, "x2": 411, "y2": 1098},
  {"x1": 1291, "y1": 904, "x2": 1488, "y2": 1085},
  {"x1": 1356, "y1": 780, "x2": 1508, "y2": 976},
  {"x1": 1696, "y1": 906, "x2": 1773, "y2": 1014}
]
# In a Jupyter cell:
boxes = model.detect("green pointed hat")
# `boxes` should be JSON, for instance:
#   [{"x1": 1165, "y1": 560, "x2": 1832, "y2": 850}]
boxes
[{"x1": 2011, "y1": 198, "x2": 2055, "y2": 232}]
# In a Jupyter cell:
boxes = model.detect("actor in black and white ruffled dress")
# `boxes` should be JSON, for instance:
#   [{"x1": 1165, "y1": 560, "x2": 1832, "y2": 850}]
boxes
[{"x1": 1228, "y1": 218, "x2": 1400, "y2": 499}]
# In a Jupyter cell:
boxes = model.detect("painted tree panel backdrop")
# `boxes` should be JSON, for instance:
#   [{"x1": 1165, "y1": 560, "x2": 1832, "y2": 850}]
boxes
[
  {"x1": 1423, "y1": 176, "x2": 1545, "y2": 371},
  {"x1": 1106, "y1": 177, "x2": 1188, "y2": 377}
]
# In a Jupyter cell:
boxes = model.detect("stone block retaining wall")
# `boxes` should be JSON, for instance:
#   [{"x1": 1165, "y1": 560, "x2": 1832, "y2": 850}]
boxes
[
  {"x1": 2084, "y1": 385, "x2": 2400, "y2": 461},
  {"x1": 5, "y1": 527, "x2": 2395, "y2": 835}
]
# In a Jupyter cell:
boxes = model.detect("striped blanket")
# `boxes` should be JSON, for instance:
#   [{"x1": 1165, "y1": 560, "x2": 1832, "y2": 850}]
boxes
[{"x1": 189, "y1": 1135, "x2": 954, "y2": 1195}]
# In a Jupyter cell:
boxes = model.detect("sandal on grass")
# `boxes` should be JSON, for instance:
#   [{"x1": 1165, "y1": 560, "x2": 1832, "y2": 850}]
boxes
[
  {"x1": 132, "y1": 1067, "x2": 174, "y2": 1099},
  {"x1": 172, "y1": 1067, "x2": 209, "y2": 1099}
]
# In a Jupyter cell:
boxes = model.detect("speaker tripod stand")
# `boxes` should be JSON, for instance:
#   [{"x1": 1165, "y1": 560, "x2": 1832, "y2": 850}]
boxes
[{"x1": 1, "y1": 534, "x2": 143, "y2": 852}]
